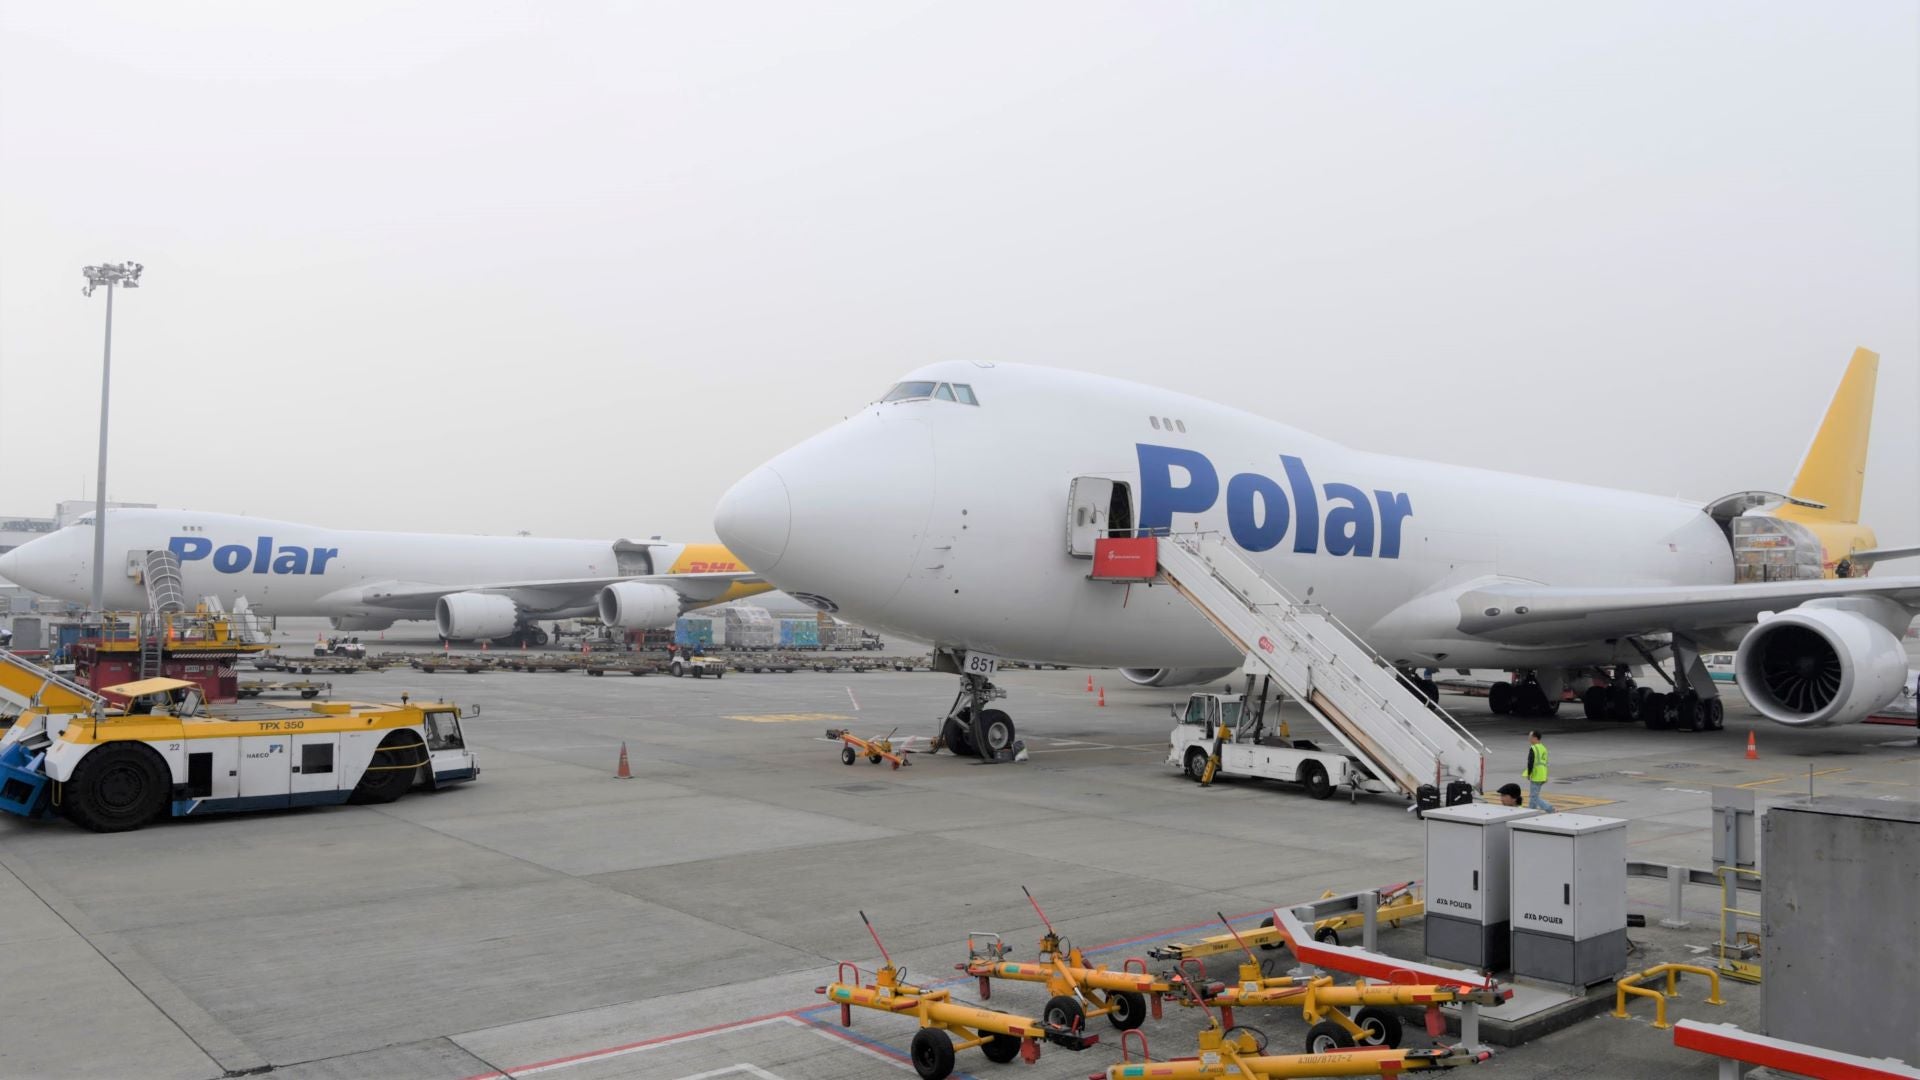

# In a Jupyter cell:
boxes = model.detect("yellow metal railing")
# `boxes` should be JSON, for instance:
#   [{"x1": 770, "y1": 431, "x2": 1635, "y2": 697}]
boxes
[
  {"x1": 1716, "y1": 866, "x2": 1763, "y2": 984},
  {"x1": 1613, "y1": 963, "x2": 1725, "y2": 1029}
]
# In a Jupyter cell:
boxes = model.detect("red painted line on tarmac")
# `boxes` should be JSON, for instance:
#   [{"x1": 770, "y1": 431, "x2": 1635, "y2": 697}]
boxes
[{"x1": 456, "y1": 1008, "x2": 809, "y2": 1080}]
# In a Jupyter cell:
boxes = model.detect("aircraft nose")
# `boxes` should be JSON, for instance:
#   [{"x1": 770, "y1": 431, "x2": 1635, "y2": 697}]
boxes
[
  {"x1": 715, "y1": 466, "x2": 792, "y2": 573},
  {"x1": 0, "y1": 547, "x2": 18, "y2": 583},
  {"x1": 719, "y1": 413, "x2": 935, "y2": 616}
]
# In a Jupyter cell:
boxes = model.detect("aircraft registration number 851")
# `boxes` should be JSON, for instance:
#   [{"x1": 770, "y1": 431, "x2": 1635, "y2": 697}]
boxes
[{"x1": 962, "y1": 652, "x2": 998, "y2": 677}]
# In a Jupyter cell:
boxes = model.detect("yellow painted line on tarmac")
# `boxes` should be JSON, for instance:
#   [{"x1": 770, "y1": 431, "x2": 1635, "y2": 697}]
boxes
[
  {"x1": 1737, "y1": 767, "x2": 1849, "y2": 789},
  {"x1": 1534, "y1": 793, "x2": 1618, "y2": 809},
  {"x1": 726, "y1": 712, "x2": 854, "y2": 724}
]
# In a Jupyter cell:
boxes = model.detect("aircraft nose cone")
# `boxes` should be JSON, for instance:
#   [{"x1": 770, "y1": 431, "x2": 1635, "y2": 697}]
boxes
[
  {"x1": 715, "y1": 466, "x2": 792, "y2": 573},
  {"x1": 0, "y1": 547, "x2": 17, "y2": 582}
]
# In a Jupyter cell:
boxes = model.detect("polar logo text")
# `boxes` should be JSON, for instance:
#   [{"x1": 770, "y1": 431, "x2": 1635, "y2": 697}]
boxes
[
  {"x1": 1136, "y1": 444, "x2": 1413, "y2": 559},
  {"x1": 169, "y1": 536, "x2": 339, "y2": 575}
]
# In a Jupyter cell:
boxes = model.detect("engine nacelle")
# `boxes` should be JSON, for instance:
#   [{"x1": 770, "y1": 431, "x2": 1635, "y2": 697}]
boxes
[
  {"x1": 1734, "y1": 598, "x2": 1912, "y2": 727},
  {"x1": 434, "y1": 592, "x2": 520, "y2": 641},
  {"x1": 330, "y1": 616, "x2": 395, "y2": 632},
  {"x1": 597, "y1": 582, "x2": 682, "y2": 629},
  {"x1": 1120, "y1": 666, "x2": 1238, "y2": 688}
]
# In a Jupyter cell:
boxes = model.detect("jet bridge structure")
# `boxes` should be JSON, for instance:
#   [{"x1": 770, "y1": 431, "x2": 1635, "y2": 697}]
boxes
[{"x1": 1102, "y1": 533, "x2": 1487, "y2": 799}]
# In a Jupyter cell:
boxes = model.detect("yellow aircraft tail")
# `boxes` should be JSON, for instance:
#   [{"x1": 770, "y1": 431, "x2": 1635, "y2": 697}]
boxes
[{"x1": 1779, "y1": 347, "x2": 1879, "y2": 525}]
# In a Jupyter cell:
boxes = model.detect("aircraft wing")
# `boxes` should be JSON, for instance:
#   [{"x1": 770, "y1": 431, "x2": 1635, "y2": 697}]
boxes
[
  {"x1": 1454, "y1": 575, "x2": 1920, "y2": 645},
  {"x1": 344, "y1": 571, "x2": 763, "y2": 614}
]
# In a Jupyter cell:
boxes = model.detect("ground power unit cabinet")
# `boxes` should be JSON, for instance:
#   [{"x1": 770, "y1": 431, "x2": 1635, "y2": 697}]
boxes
[
  {"x1": 1508, "y1": 813, "x2": 1628, "y2": 987},
  {"x1": 1422, "y1": 803, "x2": 1542, "y2": 971}
]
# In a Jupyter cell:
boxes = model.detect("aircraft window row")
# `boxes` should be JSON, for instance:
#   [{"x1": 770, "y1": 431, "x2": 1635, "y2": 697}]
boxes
[
  {"x1": 879, "y1": 381, "x2": 980, "y2": 405},
  {"x1": 1148, "y1": 416, "x2": 1186, "y2": 432}
]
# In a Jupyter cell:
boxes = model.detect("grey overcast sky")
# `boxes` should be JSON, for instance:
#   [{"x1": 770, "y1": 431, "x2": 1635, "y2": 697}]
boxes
[{"x1": 2, "y1": 2, "x2": 1916, "y2": 543}]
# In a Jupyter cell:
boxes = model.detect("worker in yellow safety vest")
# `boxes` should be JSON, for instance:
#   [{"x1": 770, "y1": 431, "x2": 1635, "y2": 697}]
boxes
[{"x1": 1524, "y1": 731, "x2": 1550, "y2": 810}]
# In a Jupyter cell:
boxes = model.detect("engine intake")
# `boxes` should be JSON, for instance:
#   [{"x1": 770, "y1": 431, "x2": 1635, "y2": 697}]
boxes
[
  {"x1": 1734, "y1": 598, "x2": 1911, "y2": 727},
  {"x1": 597, "y1": 582, "x2": 682, "y2": 629},
  {"x1": 434, "y1": 592, "x2": 520, "y2": 641},
  {"x1": 1120, "y1": 666, "x2": 1237, "y2": 688}
]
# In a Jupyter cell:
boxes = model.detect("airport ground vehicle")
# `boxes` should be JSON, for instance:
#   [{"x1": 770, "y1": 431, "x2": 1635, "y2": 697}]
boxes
[
  {"x1": 667, "y1": 651, "x2": 725, "y2": 678},
  {"x1": 1168, "y1": 691, "x2": 1390, "y2": 800},
  {"x1": 0, "y1": 653, "x2": 478, "y2": 831},
  {"x1": 315, "y1": 636, "x2": 367, "y2": 659}
]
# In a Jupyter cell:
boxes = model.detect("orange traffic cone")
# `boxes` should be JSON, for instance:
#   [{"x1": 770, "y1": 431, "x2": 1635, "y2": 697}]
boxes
[
  {"x1": 615, "y1": 742, "x2": 633, "y2": 779},
  {"x1": 1746, "y1": 731, "x2": 1758, "y2": 760},
  {"x1": 1097, "y1": 686, "x2": 1106, "y2": 707},
  {"x1": 1086, "y1": 674, "x2": 1094, "y2": 692}
]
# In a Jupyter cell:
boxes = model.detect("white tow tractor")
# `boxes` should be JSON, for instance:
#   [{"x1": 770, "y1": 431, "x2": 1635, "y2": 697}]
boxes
[{"x1": 1167, "y1": 686, "x2": 1392, "y2": 800}]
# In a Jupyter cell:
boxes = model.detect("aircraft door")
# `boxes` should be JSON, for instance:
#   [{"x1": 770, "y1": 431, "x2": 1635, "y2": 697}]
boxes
[{"x1": 1067, "y1": 477, "x2": 1114, "y2": 557}]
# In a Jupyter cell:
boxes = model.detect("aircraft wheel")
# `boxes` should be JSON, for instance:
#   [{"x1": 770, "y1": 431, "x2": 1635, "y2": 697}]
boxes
[
  {"x1": 1305, "y1": 1020, "x2": 1356, "y2": 1054},
  {"x1": 63, "y1": 742, "x2": 169, "y2": 833},
  {"x1": 1704, "y1": 697, "x2": 1726, "y2": 730},
  {"x1": 973, "y1": 708, "x2": 1015, "y2": 760},
  {"x1": 1107, "y1": 990, "x2": 1148, "y2": 1030},
  {"x1": 1301, "y1": 761, "x2": 1334, "y2": 800},
  {"x1": 1608, "y1": 686, "x2": 1635, "y2": 722},
  {"x1": 1185, "y1": 748, "x2": 1211, "y2": 781},
  {"x1": 1643, "y1": 693, "x2": 1673, "y2": 731},
  {"x1": 1582, "y1": 686, "x2": 1608, "y2": 720},
  {"x1": 1674, "y1": 693, "x2": 1701, "y2": 731},
  {"x1": 1630, "y1": 686, "x2": 1654, "y2": 722},
  {"x1": 531, "y1": 627, "x2": 550, "y2": 646},
  {"x1": 980, "y1": 1033, "x2": 1022, "y2": 1064},
  {"x1": 1043, "y1": 994, "x2": 1086, "y2": 1032},
  {"x1": 909, "y1": 1028, "x2": 956, "y2": 1080},
  {"x1": 1354, "y1": 1007, "x2": 1403, "y2": 1048},
  {"x1": 841, "y1": 746, "x2": 857, "y2": 766},
  {"x1": 1488, "y1": 682, "x2": 1515, "y2": 716},
  {"x1": 941, "y1": 715, "x2": 976, "y2": 756}
]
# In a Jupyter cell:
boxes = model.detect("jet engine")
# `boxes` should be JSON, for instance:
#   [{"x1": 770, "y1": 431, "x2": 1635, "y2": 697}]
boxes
[
  {"x1": 1120, "y1": 666, "x2": 1238, "y2": 688},
  {"x1": 330, "y1": 616, "x2": 395, "y2": 632},
  {"x1": 597, "y1": 582, "x2": 682, "y2": 629},
  {"x1": 1734, "y1": 598, "x2": 1912, "y2": 727},
  {"x1": 434, "y1": 592, "x2": 520, "y2": 641}
]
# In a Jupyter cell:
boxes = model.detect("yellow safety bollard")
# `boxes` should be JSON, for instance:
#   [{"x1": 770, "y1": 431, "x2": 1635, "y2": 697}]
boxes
[{"x1": 1613, "y1": 963, "x2": 1725, "y2": 1029}]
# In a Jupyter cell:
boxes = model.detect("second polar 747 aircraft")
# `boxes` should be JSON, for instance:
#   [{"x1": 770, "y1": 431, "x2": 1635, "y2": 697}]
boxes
[
  {"x1": 717, "y1": 348, "x2": 1918, "y2": 773},
  {"x1": 0, "y1": 510, "x2": 767, "y2": 645}
]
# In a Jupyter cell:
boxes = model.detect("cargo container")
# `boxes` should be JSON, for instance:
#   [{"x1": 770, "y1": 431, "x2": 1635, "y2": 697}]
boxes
[
  {"x1": 778, "y1": 617, "x2": 820, "y2": 649},
  {"x1": 674, "y1": 616, "x2": 717, "y2": 650},
  {"x1": 724, "y1": 606, "x2": 776, "y2": 650}
]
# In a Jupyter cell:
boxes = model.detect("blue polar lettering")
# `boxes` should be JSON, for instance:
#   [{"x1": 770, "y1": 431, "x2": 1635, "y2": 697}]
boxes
[
  {"x1": 1134, "y1": 444, "x2": 1413, "y2": 561},
  {"x1": 167, "y1": 536, "x2": 339, "y2": 575},
  {"x1": 1136, "y1": 443, "x2": 1220, "y2": 534}
]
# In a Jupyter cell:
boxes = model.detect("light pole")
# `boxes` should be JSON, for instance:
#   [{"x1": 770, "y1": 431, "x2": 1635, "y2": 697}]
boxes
[{"x1": 81, "y1": 261, "x2": 142, "y2": 616}]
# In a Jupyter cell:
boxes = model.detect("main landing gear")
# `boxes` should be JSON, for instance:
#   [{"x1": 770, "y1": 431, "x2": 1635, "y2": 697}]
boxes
[{"x1": 1487, "y1": 672, "x2": 1562, "y2": 718}]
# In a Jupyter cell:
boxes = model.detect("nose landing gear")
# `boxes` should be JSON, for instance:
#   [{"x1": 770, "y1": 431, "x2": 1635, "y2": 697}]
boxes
[{"x1": 933, "y1": 652, "x2": 1022, "y2": 762}]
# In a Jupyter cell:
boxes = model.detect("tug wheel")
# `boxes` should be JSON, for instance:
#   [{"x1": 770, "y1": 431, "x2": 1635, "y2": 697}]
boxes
[
  {"x1": 1354, "y1": 1007, "x2": 1403, "y2": 1047},
  {"x1": 1305, "y1": 1020, "x2": 1356, "y2": 1054},
  {"x1": 1042, "y1": 994, "x2": 1085, "y2": 1031},
  {"x1": 63, "y1": 742, "x2": 168, "y2": 832},
  {"x1": 1257, "y1": 915, "x2": 1286, "y2": 951},
  {"x1": 841, "y1": 746, "x2": 857, "y2": 766},
  {"x1": 1185, "y1": 748, "x2": 1210, "y2": 781},
  {"x1": 349, "y1": 730, "x2": 425, "y2": 804},
  {"x1": 1314, "y1": 925, "x2": 1341, "y2": 945},
  {"x1": 980, "y1": 1032, "x2": 1022, "y2": 1064},
  {"x1": 909, "y1": 1028, "x2": 955, "y2": 1080},
  {"x1": 1107, "y1": 990, "x2": 1148, "y2": 1030}
]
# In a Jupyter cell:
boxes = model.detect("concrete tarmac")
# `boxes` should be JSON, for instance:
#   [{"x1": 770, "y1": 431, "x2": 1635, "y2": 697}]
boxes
[{"x1": 1, "y1": 663, "x2": 1915, "y2": 1079}]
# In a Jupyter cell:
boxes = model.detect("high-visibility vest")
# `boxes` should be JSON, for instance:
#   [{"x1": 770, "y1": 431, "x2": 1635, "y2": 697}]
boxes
[{"x1": 1527, "y1": 743, "x2": 1549, "y2": 783}]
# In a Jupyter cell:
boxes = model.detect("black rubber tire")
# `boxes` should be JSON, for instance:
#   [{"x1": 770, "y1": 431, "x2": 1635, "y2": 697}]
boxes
[
  {"x1": 1314, "y1": 925, "x2": 1341, "y2": 945},
  {"x1": 1353, "y1": 1007, "x2": 1403, "y2": 1048},
  {"x1": 348, "y1": 730, "x2": 425, "y2": 804},
  {"x1": 670, "y1": 661, "x2": 684, "y2": 678},
  {"x1": 1608, "y1": 686, "x2": 1635, "y2": 722},
  {"x1": 713, "y1": 670, "x2": 723, "y2": 679},
  {"x1": 974, "y1": 708, "x2": 1015, "y2": 760},
  {"x1": 1302, "y1": 761, "x2": 1334, "y2": 800},
  {"x1": 1704, "y1": 697, "x2": 1725, "y2": 730},
  {"x1": 62, "y1": 742, "x2": 169, "y2": 832},
  {"x1": 1186, "y1": 748, "x2": 1211, "y2": 781},
  {"x1": 841, "y1": 746, "x2": 857, "y2": 766},
  {"x1": 301, "y1": 689, "x2": 319, "y2": 699},
  {"x1": 1582, "y1": 686, "x2": 1607, "y2": 720},
  {"x1": 909, "y1": 1028, "x2": 956, "y2": 1080},
  {"x1": 1258, "y1": 914, "x2": 1285, "y2": 951},
  {"x1": 941, "y1": 715, "x2": 975, "y2": 756},
  {"x1": 1644, "y1": 693, "x2": 1673, "y2": 731},
  {"x1": 531, "y1": 627, "x2": 550, "y2": 646},
  {"x1": 1675, "y1": 693, "x2": 1701, "y2": 731},
  {"x1": 1488, "y1": 681, "x2": 1514, "y2": 715},
  {"x1": 1305, "y1": 1020, "x2": 1356, "y2": 1054},
  {"x1": 1515, "y1": 682, "x2": 1548, "y2": 718},
  {"x1": 1042, "y1": 994, "x2": 1085, "y2": 1032},
  {"x1": 979, "y1": 1032, "x2": 1022, "y2": 1064},
  {"x1": 1630, "y1": 686, "x2": 1654, "y2": 723},
  {"x1": 1107, "y1": 990, "x2": 1148, "y2": 1030}
]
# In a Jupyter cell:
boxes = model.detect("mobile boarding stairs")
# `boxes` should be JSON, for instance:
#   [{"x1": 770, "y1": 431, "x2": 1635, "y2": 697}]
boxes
[{"x1": 1100, "y1": 533, "x2": 1488, "y2": 800}]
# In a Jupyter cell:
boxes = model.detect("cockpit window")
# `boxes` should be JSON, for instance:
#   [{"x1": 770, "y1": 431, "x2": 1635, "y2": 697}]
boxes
[
  {"x1": 952, "y1": 383, "x2": 978, "y2": 405},
  {"x1": 880, "y1": 381, "x2": 937, "y2": 402},
  {"x1": 933, "y1": 383, "x2": 955, "y2": 402}
]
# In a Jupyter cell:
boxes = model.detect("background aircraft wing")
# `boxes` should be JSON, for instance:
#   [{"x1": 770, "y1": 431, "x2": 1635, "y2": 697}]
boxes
[
  {"x1": 349, "y1": 571, "x2": 762, "y2": 613},
  {"x1": 1454, "y1": 576, "x2": 1920, "y2": 645}
]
